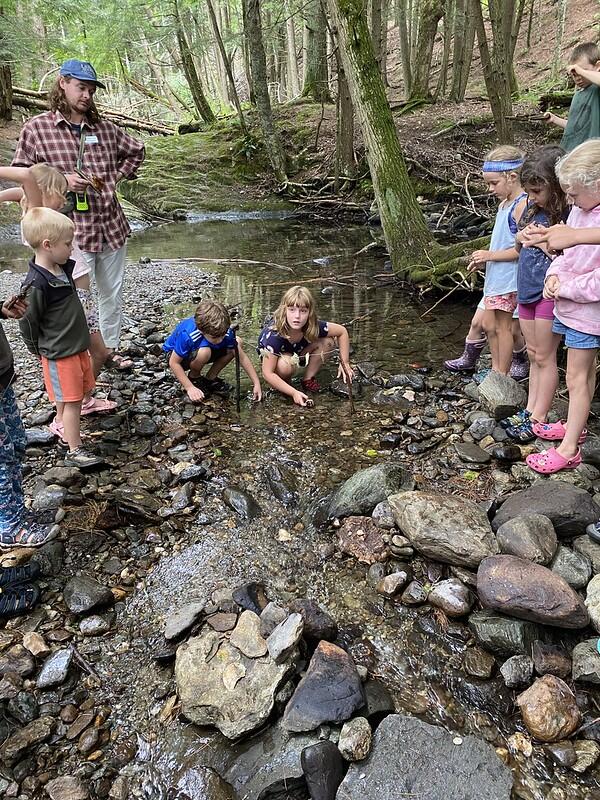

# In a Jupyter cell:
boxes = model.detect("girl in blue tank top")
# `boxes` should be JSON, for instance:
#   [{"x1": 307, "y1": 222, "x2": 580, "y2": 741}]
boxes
[{"x1": 468, "y1": 146, "x2": 527, "y2": 375}]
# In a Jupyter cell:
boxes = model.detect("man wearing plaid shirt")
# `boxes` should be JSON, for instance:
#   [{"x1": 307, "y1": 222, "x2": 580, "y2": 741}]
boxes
[{"x1": 12, "y1": 59, "x2": 145, "y2": 360}]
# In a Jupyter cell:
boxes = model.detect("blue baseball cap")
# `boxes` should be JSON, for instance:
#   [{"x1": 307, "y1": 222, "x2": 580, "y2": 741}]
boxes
[{"x1": 59, "y1": 59, "x2": 105, "y2": 89}]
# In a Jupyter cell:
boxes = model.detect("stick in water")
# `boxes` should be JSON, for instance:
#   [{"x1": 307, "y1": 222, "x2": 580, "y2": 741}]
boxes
[{"x1": 339, "y1": 360, "x2": 355, "y2": 415}]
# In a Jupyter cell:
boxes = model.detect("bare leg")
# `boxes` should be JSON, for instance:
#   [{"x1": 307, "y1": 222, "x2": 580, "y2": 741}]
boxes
[
  {"x1": 61, "y1": 402, "x2": 83, "y2": 451},
  {"x1": 519, "y1": 318, "x2": 538, "y2": 412},
  {"x1": 512, "y1": 319, "x2": 525, "y2": 352},
  {"x1": 482, "y1": 310, "x2": 498, "y2": 370},
  {"x1": 206, "y1": 350, "x2": 235, "y2": 379},
  {"x1": 303, "y1": 338, "x2": 335, "y2": 381},
  {"x1": 556, "y1": 348, "x2": 597, "y2": 459},
  {"x1": 467, "y1": 307, "x2": 486, "y2": 341},
  {"x1": 274, "y1": 356, "x2": 296, "y2": 387},
  {"x1": 188, "y1": 347, "x2": 213, "y2": 379},
  {"x1": 494, "y1": 310, "x2": 514, "y2": 375},
  {"x1": 529, "y1": 319, "x2": 560, "y2": 422}
]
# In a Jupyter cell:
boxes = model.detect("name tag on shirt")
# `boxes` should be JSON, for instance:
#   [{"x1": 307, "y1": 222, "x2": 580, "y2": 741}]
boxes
[{"x1": 85, "y1": 135, "x2": 99, "y2": 145}]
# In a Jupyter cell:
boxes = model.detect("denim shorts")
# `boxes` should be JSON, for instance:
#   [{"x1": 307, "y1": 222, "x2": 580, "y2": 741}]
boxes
[{"x1": 552, "y1": 318, "x2": 600, "y2": 349}]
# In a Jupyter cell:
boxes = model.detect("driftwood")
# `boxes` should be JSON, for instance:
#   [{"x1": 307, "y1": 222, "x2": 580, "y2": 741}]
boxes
[
  {"x1": 11, "y1": 87, "x2": 175, "y2": 135},
  {"x1": 538, "y1": 91, "x2": 573, "y2": 111}
]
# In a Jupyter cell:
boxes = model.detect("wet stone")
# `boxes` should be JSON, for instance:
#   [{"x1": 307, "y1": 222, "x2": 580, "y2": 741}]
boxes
[
  {"x1": 288, "y1": 599, "x2": 338, "y2": 642},
  {"x1": 79, "y1": 614, "x2": 113, "y2": 636},
  {"x1": 232, "y1": 582, "x2": 268, "y2": 615},
  {"x1": 113, "y1": 486, "x2": 161, "y2": 518},
  {"x1": 178, "y1": 464, "x2": 208, "y2": 483},
  {"x1": 532, "y1": 641, "x2": 571, "y2": 679},
  {"x1": 259, "y1": 602, "x2": 288, "y2": 637},
  {"x1": 45, "y1": 775, "x2": 89, "y2": 800},
  {"x1": 338, "y1": 716, "x2": 372, "y2": 762},
  {"x1": 63, "y1": 575, "x2": 114, "y2": 614},
  {"x1": 376, "y1": 571, "x2": 409, "y2": 598},
  {"x1": 0, "y1": 716, "x2": 55, "y2": 763},
  {"x1": 454, "y1": 442, "x2": 491, "y2": 464},
  {"x1": 372, "y1": 388, "x2": 411, "y2": 408},
  {"x1": 164, "y1": 600, "x2": 205, "y2": 641},
  {"x1": 36, "y1": 648, "x2": 73, "y2": 689},
  {"x1": 283, "y1": 641, "x2": 365, "y2": 732},
  {"x1": 301, "y1": 740, "x2": 346, "y2": 800},
  {"x1": 551, "y1": 545, "x2": 592, "y2": 589},
  {"x1": 468, "y1": 610, "x2": 544, "y2": 657},
  {"x1": 33, "y1": 484, "x2": 67, "y2": 511},
  {"x1": 544, "y1": 742, "x2": 577, "y2": 768},
  {"x1": 336, "y1": 516, "x2": 389, "y2": 564},
  {"x1": 326, "y1": 463, "x2": 414, "y2": 520},
  {"x1": 25, "y1": 427, "x2": 56, "y2": 446},
  {"x1": 133, "y1": 415, "x2": 158, "y2": 436},
  {"x1": 500, "y1": 655, "x2": 534, "y2": 688},
  {"x1": 517, "y1": 675, "x2": 580, "y2": 742},
  {"x1": 371, "y1": 500, "x2": 395, "y2": 530},
  {"x1": 428, "y1": 578, "x2": 472, "y2": 617},
  {"x1": 572, "y1": 740, "x2": 600, "y2": 773},
  {"x1": 367, "y1": 562, "x2": 386, "y2": 588},
  {"x1": 572, "y1": 640, "x2": 600, "y2": 684},
  {"x1": 401, "y1": 580, "x2": 427, "y2": 605},
  {"x1": 222, "y1": 486, "x2": 261, "y2": 520},
  {"x1": 66, "y1": 711, "x2": 95, "y2": 740},
  {"x1": 0, "y1": 645, "x2": 36, "y2": 677},
  {"x1": 0, "y1": 673, "x2": 22, "y2": 701},
  {"x1": 267, "y1": 613, "x2": 304, "y2": 663},
  {"x1": 489, "y1": 444, "x2": 522, "y2": 462},
  {"x1": 265, "y1": 463, "x2": 298, "y2": 506},
  {"x1": 463, "y1": 647, "x2": 496, "y2": 679},
  {"x1": 78, "y1": 725, "x2": 100, "y2": 754},
  {"x1": 7, "y1": 691, "x2": 38, "y2": 725},
  {"x1": 387, "y1": 373, "x2": 425, "y2": 391}
]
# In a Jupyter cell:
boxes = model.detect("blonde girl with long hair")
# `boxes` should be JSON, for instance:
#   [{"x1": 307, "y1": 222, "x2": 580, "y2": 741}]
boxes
[{"x1": 258, "y1": 285, "x2": 354, "y2": 407}]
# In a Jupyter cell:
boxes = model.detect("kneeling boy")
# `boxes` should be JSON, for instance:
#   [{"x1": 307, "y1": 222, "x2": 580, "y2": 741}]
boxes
[{"x1": 164, "y1": 300, "x2": 262, "y2": 402}]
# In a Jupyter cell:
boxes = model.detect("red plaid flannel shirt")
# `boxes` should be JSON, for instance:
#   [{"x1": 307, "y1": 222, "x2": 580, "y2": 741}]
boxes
[{"x1": 12, "y1": 111, "x2": 145, "y2": 253}]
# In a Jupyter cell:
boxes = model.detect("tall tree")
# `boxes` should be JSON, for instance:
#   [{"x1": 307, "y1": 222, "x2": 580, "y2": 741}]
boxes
[
  {"x1": 302, "y1": 0, "x2": 332, "y2": 102},
  {"x1": 285, "y1": 0, "x2": 301, "y2": 97},
  {"x1": 206, "y1": 0, "x2": 248, "y2": 132},
  {"x1": 173, "y1": 0, "x2": 216, "y2": 123},
  {"x1": 449, "y1": 0, "x2": 475, "y2": 102},
  {"x1": 327, "y1": 0, "x2": 431, "y2": 269},
  {"x1": 471, "y1": 0, "x2": 518, "y2": 143},
  {"x1": 243, "y1": 0, "x2": 287, "y2": 180},
  {"x1": 0, "y1": 3, "x2": 12, "y2": 120},
  {"x1": 408, "y1": 0, "x2": 444, "y2": 100}
]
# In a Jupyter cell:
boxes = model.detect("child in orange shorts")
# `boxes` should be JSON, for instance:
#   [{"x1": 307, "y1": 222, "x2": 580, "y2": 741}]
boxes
[{"x1": 19, "y1": 208, "x2": 103, "y2": 469}]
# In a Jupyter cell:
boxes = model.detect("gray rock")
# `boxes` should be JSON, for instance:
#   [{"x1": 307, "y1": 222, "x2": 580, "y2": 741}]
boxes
[
  {"x1": 366, "y1": 563, "x2": 386, "y2": 588},
  {"x1": 478, "y1": 555, "x2": 589, "y2": 629},
  {"x1": 267, "y1": 613, "x2": 304, "y2": 664},
  {"x1": 42, "y1": 466, "x2": 85, "y2": 488},
  {"x1": 33, "y1": 484, "x2": 67, "y2": 511},
  {"x1": 79, "y1": 615, "x2": 113, "y2": 636},
  {"x1": 581, "y1": 437, "x2": 600, "y2": 466},
  {"x1": 7, "y1": 691, "x2": 38, "y2": 725},
  {"x1": 26, "y1": 427, "x2": 56, "y2": 446},
  {"x1": 500, "y1": 655, "x2": 534, "y2": 688},
  {"x1": 175, "y1": 628, "x2": 296, "y2": 739},
  {"x1": 387, "y1": 373, "x2": 425, "y2": 391},
  {"x1": 164, "y1": 601, "x2": 205, "y2": 640},
  {"x1": 230, "y1": 610, "x2": 268, "y2": 658},
  {"x1": 336, "y1": 714, "x2": 512, "y2": 800},
  {"x1": 288, "y1": 599, "x2": 338, "y2": 642},
  {"x1": 496, "y1": 514, "x2": 557, "y2": 565},
  {"x1": 376, "y1": 571, "x2": 409, "y2": 598},
  {"x1": 45, "y1": 776, "x2": 89, "y2": 800},
  {"x1": 265, "y1": 463, "x2": 298, "y2": 506},
  {"x1": 372, "y1": 387, "x2": 411, "y2": 408},
  {"x1": 301, "y1": 740, "x2": 346, "y2": 800},
  {"x1": 585, "y1": 575, "x2": 600, "y2": 632},
  {"x1": 259, "y1": 602, "x2": 288, "y2": 637},
  {"x1": 468, "y1": 417, "x2": 496, "y2": 440},
  {"x1": 573, "y1": 536, "x2": 600, "y2": 575},
  {"x1": 489, "y1": 443, "x2": 522, "y2": 462},
  {"x1": 492, "y1": 484, "x2": 598, "y2": 537},
  {"x1": 428, "y1": 578, "x2": 473, "y2": 617},
  {"x1": 551, "y1": 545, "x2": 592, "y2": 589},
  {"x1": 326, "y1": 463, "x2": 414, "y2": 520},
  {"x1": 371, "y1": 500, "x2": 395, "y2": 529},
  {"x1": 544, "y1": 742, "x2": 577, "y2": 768},
  {"x1": 283, "y1": 641, "x2": 365, "y2": 732},
  {"x1": 133, "y1": 415, "x2": 158, "y2": 436},
  {"x1": 454, "y1": 442, "x2": 491, "y2": 464},
  {"x1": 222, "y1": 486, "x2": 261, "y2": 520},
  {"x1": 31, "y1": 541, "x2": 65, "y2": 577},
  {"x1": 478, "y1": 372, "x2": 527, "y2": 420},
  {"x1": 572, "y1": 640, "x2": 600, "y2": 684},
  {"x1": 389, "y1": 490, "x2": 498, "y2": 568},
  {"x1": 401, "y1": 580, "x2": 428, "y2": 605},
  {"x1": 178, "y1": 464, "x2": 209, "y2": 483},
  {"x1": 63, "y1": 575, "x2": 114, "y2": 614},
  {"x1": 0, "y1": 644, "x2": 36, "y2": 677},
  {"x1": 468, "y1": 610, "x2": 545, "y2": 657},
  {"x1": 36, "y1": 648, "x2": 73, "y2": 689},
  {"x1": 338, "y1": 717, "x2": 372, "y2": 761}
]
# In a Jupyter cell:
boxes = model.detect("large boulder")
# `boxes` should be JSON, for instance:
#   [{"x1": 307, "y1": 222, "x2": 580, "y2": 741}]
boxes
[
  {"x1": 492, "y1": 484, "x2": 598, "y2": 537},
  {"x1": 336, "y1": 714, "x2": 513, "y2": 800},
  {"x1": 388, "y1": 490, "x2": 498, "y2": 568},
  {"x1": 175, "y1": 628, "x2": 296, "y2": 739},
  {"x1": 478, "y1": 372, "x2": 527, "y2": 420},
  {"x1": 283, "y1": 641, "x2": 365, "y2": 732},
  {"x1": 496, "y1": 514, "x2": 557, "y2": 565},
  {"x1": 326, "y1": 464, "x2": 414, "y2": 520},
  {"x1": 477, "y1": 555, "x2": 589, "y2": 629}
]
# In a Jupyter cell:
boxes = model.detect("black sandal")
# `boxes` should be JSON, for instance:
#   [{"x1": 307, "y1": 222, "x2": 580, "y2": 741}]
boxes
[
  {"x1": 0, "y1": 583, "x2": 40, "y2": 618},
  {"x1": 0, "y1": 561, "x2": 41, "y2": 588}
]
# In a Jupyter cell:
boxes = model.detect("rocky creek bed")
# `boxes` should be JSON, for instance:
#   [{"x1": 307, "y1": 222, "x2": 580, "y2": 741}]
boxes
[{"x1": 1, "y1": 253, "x2": 600, "y2": 800}]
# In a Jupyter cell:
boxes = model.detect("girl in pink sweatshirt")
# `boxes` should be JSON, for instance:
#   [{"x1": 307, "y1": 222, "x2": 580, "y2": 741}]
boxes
[{"x1": 527, "y1": 139, "x2": 600, "y2": 474}]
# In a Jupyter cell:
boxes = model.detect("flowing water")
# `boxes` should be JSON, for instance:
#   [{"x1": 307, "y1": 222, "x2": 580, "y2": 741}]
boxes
[{"x1": 3, "y1": 214, "x2": 597, "y2": 799}]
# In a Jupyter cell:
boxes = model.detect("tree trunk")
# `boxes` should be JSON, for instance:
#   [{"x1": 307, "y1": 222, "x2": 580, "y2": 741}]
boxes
[
  {"x1": 335, "y1": 58, "x2": 355, "y2": 183},
  {"x1": 434, "y1": 0, "x2": 454, "y2": 99},
  {"x1": 285, "y1": 0, "x2": 302, "y2": 97},
  {"x1": 397, "y1": 0, "x2": 413, "y2": 98},
  {"x1": 471, "y1": 0, "x2": 514, "y2": 143},
  {"x1": 449, "y1": 0, "x2": 475, "y2": 102},
  {"x1": 0, "y1": 63, "x2": 11, "y2": 120},
  {"x1": 174, "y1": 0, "x2": 216, "y2": 123},
  {"x1": 302, "y1": 0, "x2": 332, "y2": 102},
  {"x1": 243, "y1": 0, "x2": 288, "y2": 180},
  {"x1": 327, "y1": 0, "x2": 431, "y2": 270},
  {"x1": 409, "y1": 0, "x2": 445, "y2": 100},
  {"x1": 206, "y1": 0, "x2": 249, "y2": 132},
  {"x1": 370, "y1": 0, "x2": 383, "y2": 75},
  {"x1": 380, "y1": 0, "x2": 390, "y2": 84}
]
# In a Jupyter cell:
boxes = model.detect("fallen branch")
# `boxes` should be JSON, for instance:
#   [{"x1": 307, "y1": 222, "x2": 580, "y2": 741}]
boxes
[{"x1": 149, "y1": 256, "x2": 293, "y2": 272}]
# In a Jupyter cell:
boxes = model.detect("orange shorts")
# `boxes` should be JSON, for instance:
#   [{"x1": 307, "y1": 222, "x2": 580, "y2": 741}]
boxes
[{"x1": 42, "y1": 352, "x2": 95, "y2": 403}]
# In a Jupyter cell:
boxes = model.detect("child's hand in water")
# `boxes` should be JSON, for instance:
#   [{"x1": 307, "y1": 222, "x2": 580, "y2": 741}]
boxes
[
  {"x1": 543, "y1": 276, "x2": 560, "y2": 299},
  {"x1": 186, "y1": 385, "x2": 205, "y2": 403},
  {"x1": 337, "y1": 364, "x2": 355, "y2": 383},
  {"x1": 292, "y1": 389, "x2": 310, "y2": 407},
  {"x1": 252, "y1": 382, "x2": 263, "y2": 401}
]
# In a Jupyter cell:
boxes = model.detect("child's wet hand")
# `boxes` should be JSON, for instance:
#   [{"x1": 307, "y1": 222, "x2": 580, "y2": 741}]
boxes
[
  {"x1": 186, "y1": 386, "x2": 205, "y2": 403},
  {"x1": 252, "y1": 383, "x2": 263, "y2": 401},
  {"x1": 337, "y1": 364, "x2": 355, "y2": 383},
  {"x1": 292, "y1": 390, "x2": 310, "y2": 407}
]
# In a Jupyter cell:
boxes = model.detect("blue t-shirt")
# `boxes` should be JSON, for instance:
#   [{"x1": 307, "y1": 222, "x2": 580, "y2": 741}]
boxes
[
  {"x1": 517, "y1": 205, "x2": 556, "y2": 305},
  {"x1": 257, "y1": 319, "x2": 329, "y2": 356},
  {"x1": 163, "y1": 317, "x2": 236, "y2": 359}
]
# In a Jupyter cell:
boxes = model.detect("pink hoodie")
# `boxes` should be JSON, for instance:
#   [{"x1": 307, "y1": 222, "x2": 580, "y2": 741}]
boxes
[{"x1": 546, "y1": 204, "x2": 600, "y2": 335}]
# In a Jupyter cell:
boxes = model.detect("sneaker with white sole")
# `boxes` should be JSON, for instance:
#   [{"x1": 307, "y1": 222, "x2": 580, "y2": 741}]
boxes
[
  {"x1": 587, "y1": 521, "x2": 600, "y2": 544},
  {"x1": 64, "y1": 448, "x2": 105, "y2": 470}
]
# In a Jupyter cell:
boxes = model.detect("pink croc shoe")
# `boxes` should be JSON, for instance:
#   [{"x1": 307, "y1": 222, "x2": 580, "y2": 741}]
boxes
[
  {"x1": 531, "y1": 420, "x2": 587, "y2": 444},
  {"x1": 526, "y1": 447, "x2": 582, "y2": 474}
]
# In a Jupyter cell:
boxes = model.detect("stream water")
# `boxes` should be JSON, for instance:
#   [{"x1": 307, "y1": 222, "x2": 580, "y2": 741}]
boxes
[{"x1": 3, "y1": 214, "x2": 597, "y2": 799}]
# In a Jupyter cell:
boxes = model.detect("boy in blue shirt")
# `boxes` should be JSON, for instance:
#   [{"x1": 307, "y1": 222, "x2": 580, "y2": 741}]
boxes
[{"x1": 163, "y1": 300, "x2": 262, "y2": 403}]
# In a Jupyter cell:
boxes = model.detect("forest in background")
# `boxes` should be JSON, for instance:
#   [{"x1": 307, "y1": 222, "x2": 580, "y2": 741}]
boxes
[{"x1": 0, "y1": 0, "x2": 598, "y2": 276}]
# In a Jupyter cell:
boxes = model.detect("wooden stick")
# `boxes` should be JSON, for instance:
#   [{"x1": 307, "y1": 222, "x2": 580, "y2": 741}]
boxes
[
  {"x1": 339, "y1": 360, "x2": 355, "y2": 415},
  {"x1": 420, "y1": 283, "x2": 461, "y2": 317},
  {"x1": 149, "y1": 257, "x2": 293, "y2": 272}
]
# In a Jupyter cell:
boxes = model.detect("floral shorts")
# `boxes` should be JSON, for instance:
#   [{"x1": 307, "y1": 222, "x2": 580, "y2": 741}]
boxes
[
  {"x1": 484, "y1": 292, "x2": 518, "y2": 313},
  {"x1": 76, "y1": 288, "x2": 100, "y2": 335}
]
